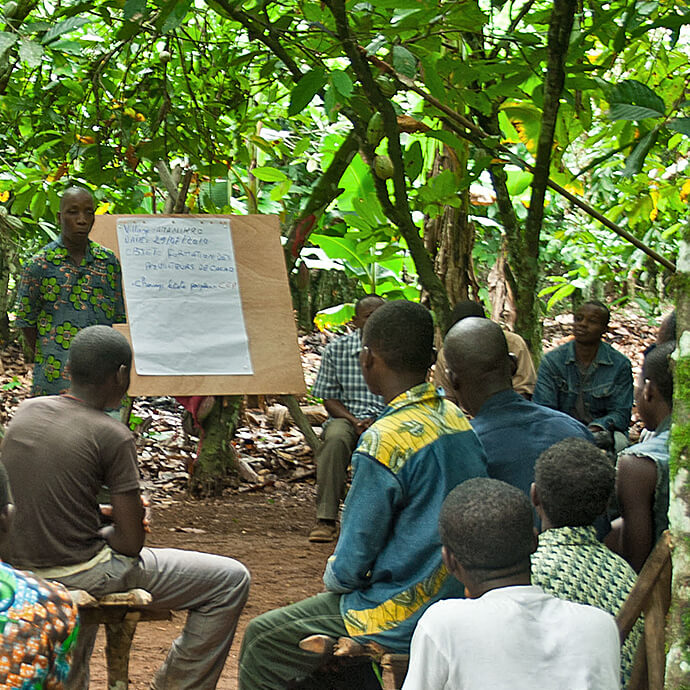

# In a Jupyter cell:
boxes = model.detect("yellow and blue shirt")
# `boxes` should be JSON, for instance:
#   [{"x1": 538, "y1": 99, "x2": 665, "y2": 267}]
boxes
[{"x1": 323, "y1": 382, "x2": 488, "y2": 652}]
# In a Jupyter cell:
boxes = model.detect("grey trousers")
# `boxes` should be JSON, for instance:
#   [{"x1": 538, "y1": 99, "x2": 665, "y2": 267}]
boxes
[
  {"x1": 56, "y1": 547, "x2": 250, "y2": 690},
  {"x1": 316, "y1": 419, "x2": 359, "y2": 521}
]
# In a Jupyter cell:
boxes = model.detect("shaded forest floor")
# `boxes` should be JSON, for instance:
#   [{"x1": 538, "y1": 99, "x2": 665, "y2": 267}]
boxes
[{"x1": 0, "y1": 306, "x2": 667, "y2": 688}]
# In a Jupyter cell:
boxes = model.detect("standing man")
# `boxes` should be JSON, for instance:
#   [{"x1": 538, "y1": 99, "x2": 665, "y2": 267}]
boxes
[
  {"x1": 238, "y1": 301, "x2": 488, "y2": 689},
  {"x1": 0, "y1": 326, "x2": 250, "y2": 689},
  {"x1": 309, "y1": 294, "x2": 386, "y2": 542},
  {"x1": 15, "y1": 186, "x2": 126, "y2": 395},
  {"x1": 533, "y1": 300, "x2": 633, "y2": 452}
]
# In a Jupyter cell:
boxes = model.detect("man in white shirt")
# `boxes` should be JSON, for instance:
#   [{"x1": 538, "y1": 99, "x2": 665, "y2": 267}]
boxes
[{"x1": 403, "y1": 477, "x2": 621, "y2": 690}]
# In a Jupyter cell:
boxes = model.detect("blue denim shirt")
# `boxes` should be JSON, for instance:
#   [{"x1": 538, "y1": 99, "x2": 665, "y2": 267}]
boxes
[{"x1": 533, "y1": 340, "x2": 633, "y2": 433}]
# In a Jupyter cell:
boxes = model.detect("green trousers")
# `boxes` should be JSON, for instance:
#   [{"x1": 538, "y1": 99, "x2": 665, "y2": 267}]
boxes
[
  {"x1": 238, "y1": 592, "x2": 379, "y2": 690},
  {"x1": 316, "y1": 419, "x2": 359, "y2": 521}
]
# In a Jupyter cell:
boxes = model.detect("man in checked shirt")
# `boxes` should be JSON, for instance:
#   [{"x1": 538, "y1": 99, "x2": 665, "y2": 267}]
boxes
[{"x1": 309, "y1": 295, "x2": 386, "y2": 543}]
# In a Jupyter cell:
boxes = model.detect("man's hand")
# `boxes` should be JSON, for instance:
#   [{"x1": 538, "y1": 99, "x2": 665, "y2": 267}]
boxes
[
  {"x1": 99, "y1": 490, "x2": 146, "y2": 557},
  {"x1": 355, "y1": 417, "x2": 376, "y2": 435}
]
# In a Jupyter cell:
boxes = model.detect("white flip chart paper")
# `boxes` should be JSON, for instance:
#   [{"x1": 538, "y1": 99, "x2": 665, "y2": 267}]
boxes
[{"x1": 117, "y1": 216, "x2": 253, "y2": 375}]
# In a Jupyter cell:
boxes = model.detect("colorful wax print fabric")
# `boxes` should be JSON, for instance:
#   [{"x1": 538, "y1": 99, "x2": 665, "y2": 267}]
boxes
[
  {"x1": 0, "y1": 562, "x2": 78, "y2": 688},
  {"x1": 15, "y1": 238, "x2": 126, "y2": 396}
]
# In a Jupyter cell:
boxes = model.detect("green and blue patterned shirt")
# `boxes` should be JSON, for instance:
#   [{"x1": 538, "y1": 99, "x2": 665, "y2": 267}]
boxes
[
  {"x1": 531, "y1": 525, "x2": 641, "y2": 688},
  {"x1": 15, "y1": 237, "x2": 126, "y2": 396}
]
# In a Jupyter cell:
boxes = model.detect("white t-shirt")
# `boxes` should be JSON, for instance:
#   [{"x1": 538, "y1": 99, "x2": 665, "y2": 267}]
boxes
[{"x1": 402, "y1": 585, "x2": 620, "y2": 690}]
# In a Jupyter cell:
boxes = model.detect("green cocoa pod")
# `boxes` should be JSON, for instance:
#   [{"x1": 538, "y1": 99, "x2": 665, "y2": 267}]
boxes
[
  {"x1": 3, "y1": 1, "x2": 17, "y2": 17},
  {"x1": 160, "y1": 50, "x2": 172, "y2": 64},
  {"x1": 373, "y1": 155, "x2": 394, "y2": 180},
  {"x1": 366, "y1": 112, "x2": 384, "y2": 146}
]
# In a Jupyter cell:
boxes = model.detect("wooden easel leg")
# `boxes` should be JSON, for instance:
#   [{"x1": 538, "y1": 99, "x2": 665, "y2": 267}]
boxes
[{"x1": 105, "y1": 618, "x2": 138, "y2": 690}]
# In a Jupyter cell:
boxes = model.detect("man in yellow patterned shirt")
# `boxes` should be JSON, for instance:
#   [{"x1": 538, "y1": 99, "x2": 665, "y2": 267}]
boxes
[{"x1": 238, "y1": 301, "x2": 488, "y2": 689}]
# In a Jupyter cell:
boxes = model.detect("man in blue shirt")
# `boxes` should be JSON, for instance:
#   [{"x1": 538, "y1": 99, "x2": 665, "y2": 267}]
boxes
[
  {"x1": 444, "y1": 317, "x2": 593, "y2": 498},
  {"x1": 533, "y1": 301, "x2": 633, "y2": 452},
  {"x1": 309, "y1": 294, "x2": 386, "y2": 542},
  {"x1": 238, "y1": 301, "x2": 488, "y2": 689}
]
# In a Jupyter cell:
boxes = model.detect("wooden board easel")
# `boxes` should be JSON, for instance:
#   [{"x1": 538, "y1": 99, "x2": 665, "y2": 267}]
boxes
[{"x1": 92, "y1": 214, "x2": 305, "y2": 397}]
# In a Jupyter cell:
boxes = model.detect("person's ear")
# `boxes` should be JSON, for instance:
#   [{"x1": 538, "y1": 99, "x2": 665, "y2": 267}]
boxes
[
  {"x1": 441, "y1": 545, "x2": 456, "y2": 573},
  {"x1": 643, "y1": 379, "x2": 656, "y2": 403},
  {"x1": 530, "y1": 482, "x2": 539, "y2": 508}
]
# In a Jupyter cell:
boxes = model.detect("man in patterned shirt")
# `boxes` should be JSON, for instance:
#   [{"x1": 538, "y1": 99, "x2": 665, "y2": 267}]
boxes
[
  {"x1": 239, "y1": 301, "x2": 488, "y2": 689},
  {"x1": 531, "y1": 438, "x2": 640, "y2": 687},
  {"x1": 309, "y1": 294, "x2": 386, "y2": 542},
  {"x1": 15, "y1": 186, "x2": 125, "y2": 396},
  {"x1": 0, "y1": 464, "x2": 78, "y2": 689}
]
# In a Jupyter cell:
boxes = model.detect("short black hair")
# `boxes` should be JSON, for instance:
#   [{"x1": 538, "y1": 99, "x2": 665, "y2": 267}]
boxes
[
  {"x1": 449, "y1": 300, "x2": 485, "y2": 332},
  {"x1": 60, "y1": 186, "x2": 93, "y2": 210},
  {"x1": 355, "y1": 294, "x2": 384, "y2": 316},
  {"x1": 643, "y1": 340, "x2": 674, "y2": 406},
  {"x1": 534, "y1": 438, "x2": 613, "y2": 528},
  {"x1": 362, "y1": 300, "x2": 433, "y2": 373},
  {"x1": 579, "y1": 300, "x2": 610, "y2": 325},
  {"x1": 68, "y1": 325, "x2": 132, "y2": 385},
  {"x1": 439, "y1": 477, "x2": 534, "y2": 571}
]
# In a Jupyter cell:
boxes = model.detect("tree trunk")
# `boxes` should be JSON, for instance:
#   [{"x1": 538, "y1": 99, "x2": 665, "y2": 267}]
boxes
[
  {"x1": 423, "y1": 141, "x2": 479, "y2": 309},
  {"x1": 664, "y1": 235, "x2": 690, "y2": 687},
  {"x1": 190, "y1": 396, "x2": 243, "y2": 497}
]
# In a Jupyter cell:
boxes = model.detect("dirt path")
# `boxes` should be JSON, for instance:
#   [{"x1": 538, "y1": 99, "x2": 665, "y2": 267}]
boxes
[{"x1": 88, "y1": 487, "x2": 331, "y2": 689}]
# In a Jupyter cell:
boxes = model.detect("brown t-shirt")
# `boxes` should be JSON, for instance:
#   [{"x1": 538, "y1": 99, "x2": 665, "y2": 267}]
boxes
[{"x1": 0, "y1": 395, "x2": 140, "y2": 569}]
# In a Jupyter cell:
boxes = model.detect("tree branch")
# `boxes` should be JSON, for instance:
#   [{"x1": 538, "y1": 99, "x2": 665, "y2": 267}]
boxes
[{"x1": 326, "y1": 0, "x2": 451, "y2": 331}]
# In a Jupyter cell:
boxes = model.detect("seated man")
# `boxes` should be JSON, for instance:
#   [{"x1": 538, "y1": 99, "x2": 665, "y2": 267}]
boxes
[
  {"x1": 444, "y1": 317, "x2": 592, "y2": 498},
  {"x1": 403, "y1": 478, "x2": 621, "y2": 690},
  {"x1": 0, "y1": 326, "x2": 250, "y2": 689},
  {"x1": 608, "y1": 341, "x2": 674, "y2": 572},
  {"x1": 309, "y1": 294, "x2": 386, "y2": 542},
  {"x1": 0, "y1": 463, "x2": 79, "y2": 688},
  {"x1": 533, "y1": 300, "x2": 633, "y2": 452},
  {"x1": 433, "y1": 300, "x2": 536, "y2": 402},
  {"x1": 531, "y1": 438, "x2": 640, "y2": 687},
  {"x1": 238, "y1": 301, "x2": 488, "y2": 689}
]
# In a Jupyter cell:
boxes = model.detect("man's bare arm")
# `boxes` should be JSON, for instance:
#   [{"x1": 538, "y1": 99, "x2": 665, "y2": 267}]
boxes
[
  {"x1": 100, "y1": 489, "x2": 145, "y2": 557},
  {"x1": 324, "y1": 399, "x2": 360, "y2": 427},
  {"x1": 616, "y1": 453, "x2": 657, "y2": 572}
]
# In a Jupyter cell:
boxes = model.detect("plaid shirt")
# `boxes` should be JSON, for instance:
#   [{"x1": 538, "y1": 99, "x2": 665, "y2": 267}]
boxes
[
  {"x1": 531, "y1": 526, "x2": 641, "y2": 688},
  {"x1": 312, "y1": 331, "x2": 385, "y2": 420}
]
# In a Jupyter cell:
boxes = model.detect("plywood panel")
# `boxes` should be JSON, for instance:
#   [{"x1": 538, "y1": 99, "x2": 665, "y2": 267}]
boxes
[{"x1": 92, "y1": 215, "x2": 305, "y2": 396}]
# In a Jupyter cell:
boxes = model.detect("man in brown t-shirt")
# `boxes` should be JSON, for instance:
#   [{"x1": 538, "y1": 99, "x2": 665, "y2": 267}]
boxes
[{"x1": 0, "y1": 326, "x2": 250, "y2": 689}]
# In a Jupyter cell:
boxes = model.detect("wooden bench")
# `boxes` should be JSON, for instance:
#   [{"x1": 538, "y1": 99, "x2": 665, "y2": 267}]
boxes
[
  {"x1": 69, "y1": 588, "x2": 172, "y2": 690},
  {"x1": 300, "y1": 531, "x2": 674, "y2": 690},
  {"x1": 299, "y1": 634, "x2": 408, "y2": 690},
  {"x1": 616, "y1": 530, "x2": 672, "y2": 690}
]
